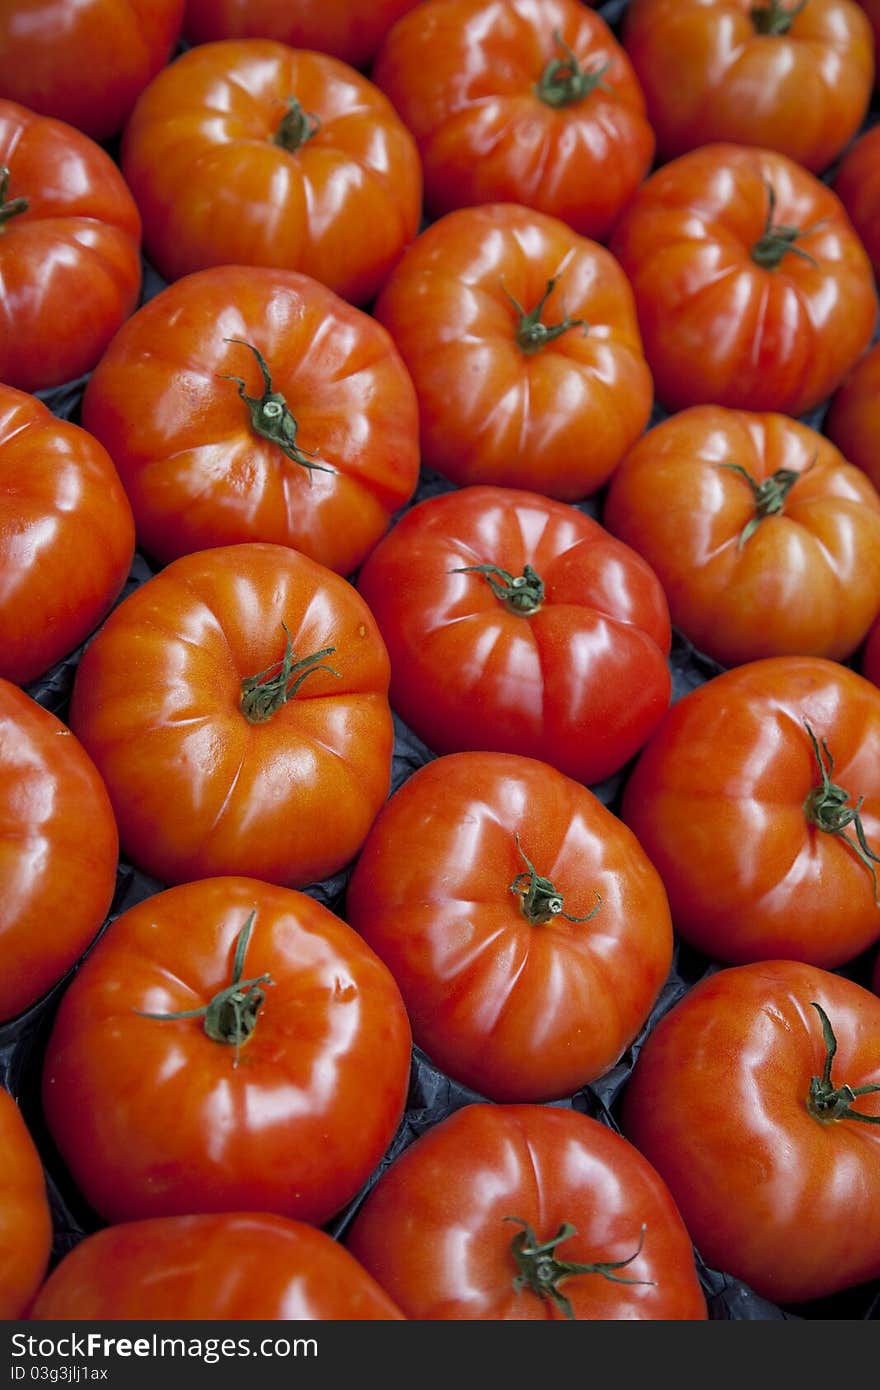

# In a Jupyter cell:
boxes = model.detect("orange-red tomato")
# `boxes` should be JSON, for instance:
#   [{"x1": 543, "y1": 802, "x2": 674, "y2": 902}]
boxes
[
  {"x1": 120, "y1": 39, "x2": 422, "y2": 304},
  {"x1": 832, "y1": 123, "x2": 880, "y2": 277},
  {"x1": 81, "y1": 266, "x2": 419, "y2": 575},
  {"x1": 603, "y1": 404, "x2": 880, "y2": 668},
  {"x1": 373, "y1": 202, "x2": 653, "y2": 501},
  {"x1": 858, "y1": 0, "x2": 880, "y2": 82},
  {"x1": 824, "y1": 341, "x2": 880, "y2": 494},
  {"x1": 0, "y1": 99, "x2": 142, "y2": 394},
  {"x1": 0, "y1": 679, "x2": 119, "y2": 1023},
  {"x1": 0, "y1": 1088, "x2": 52, "y2": 1320},
  {"x1": 622, "y1": 0, "x2": 874, "y2": 173},
  {"x1": 182, "y1": 0, "x2": 422, "y2": 70},
  {"x1": 371, "y1": 0, "x2": 654, "y2": 241}
]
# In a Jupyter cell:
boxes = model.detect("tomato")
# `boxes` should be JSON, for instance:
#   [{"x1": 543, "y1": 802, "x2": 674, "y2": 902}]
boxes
[
  {"x1": 621, "y1": 656, "x2": 880, "y2": 969},
  {"x1": 603, "y1": 404, "x2": 880, "y2": 668},
  {"x1": 0, "y1": 385, "x2": 135, "y2": 686},
  {"x1": 372, "y1": 202, "x2": 653, "y2": 501},
  {"x1": 832, "y1": 123, "x2": 880, "y2": 278},
  {"x1": 621, "y1": 960, "x2": 880, "y2": 1305},
  {"x1": 0, "y1": 1088, "x2": 52, "y2": 1320},
  {"x1": 346, "y1": 750, "x2": 673, "y2": 1103},
  {"x1": 182, "y1": 0, "x2": 422, "y2": 70},
  {"x1": 41, "y1": 876, "x2": 412, "y2": 1226},
  {"x1": 346, "y1": 1102, "x2": 707, "y2": 1319},
  {"x1": 0, "y1": 680, "x2": 118, "y2": 1023},
  {"x1": 858, "y1": 0, "x2": 880, "y2": 80},
  {"x1": 0, "y1": 99, "x2": 142, "y2": 394},
  {"x1": 863, "y1": 614, "x2": 880, "y2": 687},
  {"x1": 824, "y1": 341, "x2": 880, "y2": 495},
  {"x1": 371, "y1": 0, "x2": 655, "y2": 242},
  {"x1": 68, "y1": 542, "x2": 393, "y2": 889},
  {"x1": 622, "y1": 0, "x2": 874, "y2": 174},
  {"x1": 355, "y1": 485, "x2": 672, "y2": 787},
  {"x1": 120, "y1": 39, "x2": 422, "y2": 305},
  {"x1": 608, "y1": 142, "x2": 878, "y2": 417},
  {"x1": 81, "y1": 266, "x2": 419, "y2": 575},
  {"x1": 0, "y1": 1, "x2": 183, "y2": 142}
]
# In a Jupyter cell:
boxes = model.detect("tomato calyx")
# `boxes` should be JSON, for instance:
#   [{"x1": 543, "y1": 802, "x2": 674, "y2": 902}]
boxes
[
  {"x1": 503, "y1": 277, "x2": 589, "y2": 355},
  {"x1": 750, "y1": 0, "x2": 808, "y2": 36},
  {"x1": 802, "y1": 722, "x2": 880, "y2": 903},
  {"x1": 134, "y1": 912, "x2": 275, "y2": 1068},
  {"x1": 507, "y1": 1217, "x2": 653, "y2": 1320},
  {"x1": 751, "y1": 184, "x2": 822, "y2": 270},
  {"x1": 221, "y1": 338, "x2": 332, "y2": 479},
  {"x1": 0, "y1": 167, "x2": 27, "y2": 231},
  {"x1": 536, "y1": 31, "x2": 612, "y2": 109},
  {"x1": 272, "y1": 98, "x2": 321, "y2": 153},
  {"x1": 807, "y1": 1002, "x2": 880, "y2": 1126},
  {"x1": 718, "y1": 460, "x2": 804, "y2": 547},
  {"x1": 240, "y1": 621, "x2": 340, "y2": 724},
  {"x1": 452, "y1": 562, "x2": 545, "y2": 614},
  {"x1": 508, "y1": 833, "x2": 601, "y2": 927}
]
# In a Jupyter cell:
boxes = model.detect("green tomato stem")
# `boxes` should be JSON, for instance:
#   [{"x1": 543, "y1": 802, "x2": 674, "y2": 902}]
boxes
[
  {"x1": 507, "y1": 1217, "x2": 654, "y2": 1320},
  {"x1": 240, "y1": 622, "x2": 340, "y2": 724},
  {"x1": 807, "y1": 1002, "x2": 880, "y2": 1125}
]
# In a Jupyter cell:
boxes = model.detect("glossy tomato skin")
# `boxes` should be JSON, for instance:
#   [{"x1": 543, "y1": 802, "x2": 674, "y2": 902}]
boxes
[
  {"x1": 120, "y1": 39, "x2": 422, "y2": 305},
  {"x1": 622, "y1": 0, "x2": 874, "y2": 173},
  {"x1": 603, "y1": 405, "x2": 880, "y2": 667},
  {"x1": 68, "y1": 542, "x2": 394, "y2": 889},
  {"x1": 371, "y1": 0, "x2": 654, "y2": 241},
  {"x1": 81, "y1": 266, "x2": 419, "y2": 575},
  {"x1": 182, "y1": 0, "x2": 422, "y2": 70},
  {"x1": 356, "y1": 486, "x2": 672, "y2": 787},
  {"x1": 0, "y1": 1089, "x2": 52, "y2": 1319},
  {"x1": 346, "y1": 751, "x2": 673, "y2": 1102},
  {"x1": 0, "y1": 100, "x2": 142, "y2": 394},
  {"x1": 824, "y1": 342, "x2": 880, "y2": 495},
  {"x1": 41, "y1": 877, "x2": 412, "y2": 1227},
  {"x1": 608, "y1": 143, "x2": 878, "y2": 417},
  {"x1": 621, "y1": 960, "x2": 880, "y2": 1305},
  {"x1": 0, "y1": 386, "x2": 135, "y2": 686},
  {"x1": 832, "y1": 124, "x2": 880, "y2": 277},
  {"x1": 373, "y1": 203, "x2": 653, "y2": 501},
  {"x1": 29, "y1": 1212, "x2": 405, "y2": 1320},
  {"x1": 0, "y1": 680, "x2": 119, "y2": 1023},
  {"x1": 621, "y1": 656, "x2": 880, "y2": 969},
  {"x1": 346, "y1": 1103, "x2": 707, "y2": 1320},
  {"x1": 0, "y1": 1, "x2": 184, "y2": 142}
]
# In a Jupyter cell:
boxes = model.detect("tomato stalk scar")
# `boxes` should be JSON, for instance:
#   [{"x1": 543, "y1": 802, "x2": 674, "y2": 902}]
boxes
[
  {"x1": 717, "y1": 459, "x2": 807, "y2": 547},
  {"x1": 536, "y1": 31, "x2": 613, "y2": 109},
  {"x1": 507, "y1": 1217, "x2": 654, "y2": 1320},
  {"x1": 502, "y1": 276, "x2": 589, "y2": 354},
  {"x1": 0, "y1": 167, "x2": 27, "y2": 230},
  {"x1": 752, "y1": 183, "x2": 824, "y2": 270},
  {"x1": 508, "y1": 832, "x2": 601, "y2": 926},
  {"x1": 451, "y1": 561, "x2": 545, "y2": 614},
  {"x1": 240, "y1": 621, "x2": 340, "y2": 723},
  {"x1": 220, "y1": 338, "x2": 332, "y2": 480},
  {"x1": 750, "y1": 0, "x2": 808, "y2": 37},
  {"x1": 802, "y1": 722, "x2": 880, "y2": 903},
  {"x1": 272, "y1": 97, "x2": 321, "y2": 152},
  {"x1": 807, "y1": 1002, "x2": 880, "y2": 1125}
]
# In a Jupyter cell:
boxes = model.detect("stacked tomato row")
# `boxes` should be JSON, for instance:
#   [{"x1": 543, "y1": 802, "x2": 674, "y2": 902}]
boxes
[{"x1": 2, "y1": 0, "x2": 880, "y2": 1323}]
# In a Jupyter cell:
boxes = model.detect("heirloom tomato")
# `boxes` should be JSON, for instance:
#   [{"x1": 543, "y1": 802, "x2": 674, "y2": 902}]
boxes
[
  {"x1": 621, "y1": 960, "x2": 880, "y2": 1305},
  {"x1": 346, "y1": 1103, "x2": 707, "y2": 1320},
  {"x1": 182, "y1": 0, "x2": 422, "y2": 70},
  {"x1": 832, "y1": 124, "x2": 880, "y2": 278},
  {"x1": 0, "y1": 0, "x2": 183, "y2": 142},
  {"x1": 355, "y1": 485, "x2": 672, "y2": 787},
  {"x1": 0, "y1": 1088, "x2": 52, "y2": 1320},
  {"x1": 603, "y1": 405, "x2": 880, "y2": 668},
  {"x1": 120, "y1": 39, "x2": 422, "y2": 304},
  {"x1": 824, "y1": 341, "x2": 880, "y2": 494},
  {"x1": 371, "y1": 0, "x2": 654, "y2": 241},
  {"x1": 29, "y1": 1212, "x2": 405, "y2": 1320},
  {"x1": 41, "y1": 877, "x2": 412, "y2": 1227},
  {"x1": 0, "y1": 679, "x2": 118, "y2": 1023},
  {"x1": 346, "y1": 751, "x2": 673, "y2": 1103},
  {"x1": 372, "y1": 203, "x2": 653, "y2": 501},
  {"x1": 608, "y1": 143, "x2": 877, "y2": 417},
  {"x1": 0, "y1": 99, "x2": 142, "y2": 394},
  {"x1": 864, "y1": 614, "x2": 880, "y2": 687},
  {"x1": 68, "y1": 542, "x2": 393, "y2": 889},
  {"x1": 622, "y1": 0, "x2": 874, "y2": 173},
  {"x1": 81, "y1": 265, "x2": 419, "y2": 575},
  {"x1": 621, "y1": 656, "x2": 880, "y2": 969}
]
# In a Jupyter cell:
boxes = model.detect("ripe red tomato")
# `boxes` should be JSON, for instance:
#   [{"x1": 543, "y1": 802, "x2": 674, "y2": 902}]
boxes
[
  {"x1": 41, "y1": 876, "x2": 412, "y2": 1226},
  {"x1": 608, "y1": 142, "x2": 877, "y2": 417},
  {"x1": 356, "y1": 485, "x2": 672, "y2": 787},
  {"x1": 621, "y1": 656, "x2": 880, "y2": 969},
  {"x1": 81, "y1": 265, "x2": 419, "y2": 575},
  {"x1": 372, "y1": 202, "x2": 653, "y2": 501},
  {"x1": 182, "y1": 0, "x2": 422, "y2": 70},
  {"x1": 0, "y1": 1088, "x2": 52, "y2": 1320},
  {"x1": 29, "y1": 1212, "x2": 405, "y2": 1320},
  {"x1": 621, "y1": 960, "x2": 880, "y2": 1305},
  {"x1": 0, "y1": 99, "x2": 142, "y2": 394},
  {"x1": 0, "y1": 679, "x2": 118, "y2": 1023},
  {"x1": 824, "y1": 341, "x2": 880, "y2": 495},
  {"x1": 622, "y1": 0, "x2": 874, "y2": 173},
  {"x1": 0, "y1": 385, "x2": 135, "y2": 686},
  {"x1": 346, "y1": 750, "x2": 673, "y2": 1102},
  {"x1": 0, "y1": 0, "x2": 184, "y2": 141},
  {"x1": 346, "y1": 1103, "x2": 707, "y2": 1319},
  {"x1": 68, "y1": 542, "x2": 393, "y2": 889},
  {"x1": 603, "y1": 404, "x2": 880, "y2": 668},
  {"x1": 120, "y1": 39, "x2": 422, "y2": 305},
  {"x1": 371, "y1": 0, "x2": 654, "y2": 241},
  {"x1": 832, "y1": 123, "x2": 880, "y2": 277}
]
